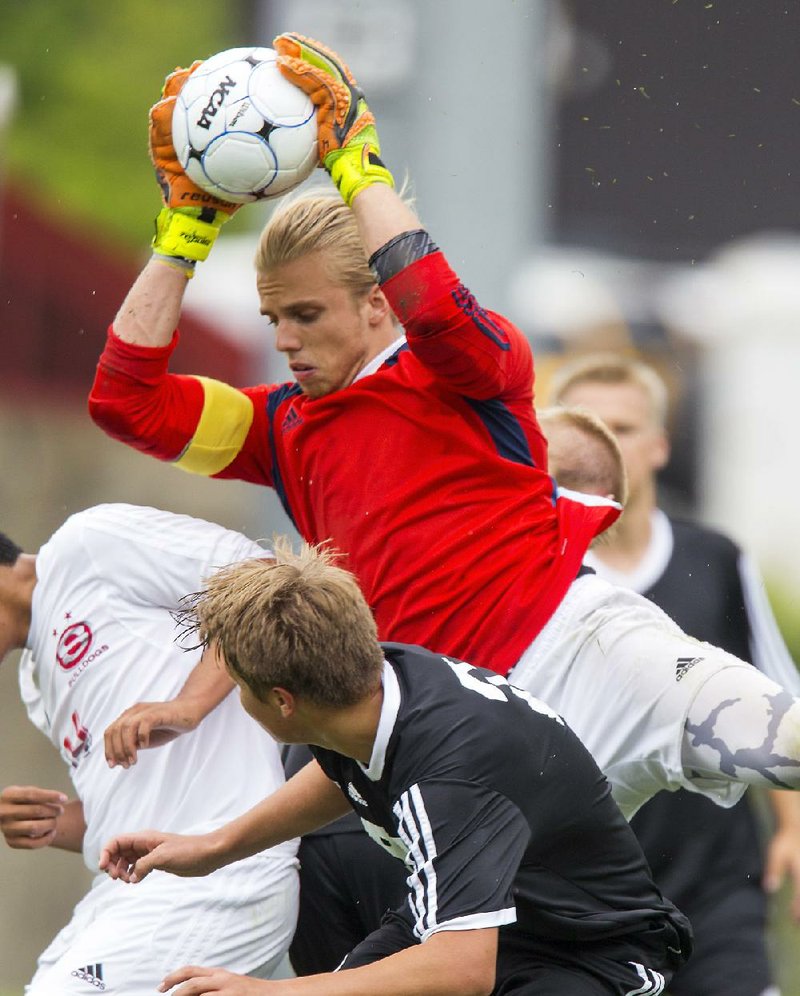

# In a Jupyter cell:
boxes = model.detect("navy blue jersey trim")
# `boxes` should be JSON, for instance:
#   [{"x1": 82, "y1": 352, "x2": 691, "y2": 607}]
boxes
[
  {"x1": 382, "y1": 342, "x2": 410, "y2": 368},
  {"x1": 464, "y1": 397, "x2": 534, "y2": 467},
  {"x1": 369, "y1": 230, "x2": 438, "y2": 285},
  {"x1": 266, "y1": 383, "x2": 303, "y2": 529},
  {"x1": 451, "y1": 285, "x2": 510, "y2": 351}
]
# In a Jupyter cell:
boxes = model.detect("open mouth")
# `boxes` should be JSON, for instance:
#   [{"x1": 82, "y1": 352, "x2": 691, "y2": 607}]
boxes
[{"x1": 290, "y1": 364, "x2": 316, "y2": 383}]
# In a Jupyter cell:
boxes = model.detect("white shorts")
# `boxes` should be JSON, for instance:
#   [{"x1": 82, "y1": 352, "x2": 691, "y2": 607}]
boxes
[
  {"x1": 509, "y1": 574, "x2": 753, "y2": 820},
  {"x1": 26, "y1": 855, "x2": 299, "y2": 995}
]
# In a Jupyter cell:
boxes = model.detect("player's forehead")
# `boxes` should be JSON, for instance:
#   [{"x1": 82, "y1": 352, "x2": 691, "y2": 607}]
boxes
[
  {"x1": 256, "y1": 252, "x2": 345, "y2": 310},
  {"x1": 561, "y1": 378, "x2": 653, "y2": 424}
]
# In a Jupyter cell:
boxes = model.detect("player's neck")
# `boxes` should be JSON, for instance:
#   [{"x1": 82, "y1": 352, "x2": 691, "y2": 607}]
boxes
[
  {"x1": 593, "y1": 485, "x2": 655, "y2": 573},
  {"x1": 0, "y1": 554, "x2": 36, "y2": 660},
  {"x1": 312, "y1": 684, "x2": 384, "y2": 764}
]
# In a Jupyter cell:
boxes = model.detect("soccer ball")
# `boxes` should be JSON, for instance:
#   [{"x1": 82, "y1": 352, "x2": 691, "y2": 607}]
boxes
[{"x1": 172, "y1": 46, "x2": 319, "y2": 204}]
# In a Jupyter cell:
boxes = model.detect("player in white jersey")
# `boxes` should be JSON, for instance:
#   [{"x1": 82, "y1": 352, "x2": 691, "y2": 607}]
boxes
[{"x1": 0, "y1": 504, "x2": 299, "y2": 995}]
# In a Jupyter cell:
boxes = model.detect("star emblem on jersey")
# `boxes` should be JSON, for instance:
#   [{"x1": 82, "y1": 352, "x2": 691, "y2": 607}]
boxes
[
  {"x1": 675, "y1": 657, "x2": 703, "y2": 682},
  {"x1": 71, "y1": 962, "x2": 106, "y2": 989},
  {"x1": 346, "y1": 781, "x2": 367, "y2": 806}
]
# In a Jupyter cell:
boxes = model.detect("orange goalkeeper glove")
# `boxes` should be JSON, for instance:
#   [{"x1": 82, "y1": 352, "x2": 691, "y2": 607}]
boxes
[
  {"x1": 148, "y1": 62, "x2": 239, "y2": 269},
  {"x1": 273, "y1": 33, "x2": 394, "y2": 207}
]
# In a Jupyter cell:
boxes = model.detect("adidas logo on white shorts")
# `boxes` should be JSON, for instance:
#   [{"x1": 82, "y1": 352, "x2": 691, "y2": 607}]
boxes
[{"x1": 71, "y1": 963, "x2": 106, "y2": 990}]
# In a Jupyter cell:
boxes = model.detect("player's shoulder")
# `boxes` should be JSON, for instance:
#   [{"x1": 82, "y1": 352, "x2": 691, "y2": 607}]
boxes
[
  {"x1": 382, "y1": 643, "x2": 561, "y2": 736},
  {"x1": 53, "y1": 504, "x2": 262, "y2": 562}
]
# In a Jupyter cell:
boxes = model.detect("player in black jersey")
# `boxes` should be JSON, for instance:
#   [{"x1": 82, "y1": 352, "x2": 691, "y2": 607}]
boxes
[
  {"x1": 548, "y1": 354, "x2": 800, "y2": 996},
  {"x1": 100, "y1": 542, "x2": 691, "y2": 996}
]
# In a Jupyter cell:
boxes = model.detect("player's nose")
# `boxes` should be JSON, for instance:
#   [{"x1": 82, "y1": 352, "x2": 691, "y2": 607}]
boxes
[{"x1": 273, "y1": 323, "x2": 303, "y2": 353}]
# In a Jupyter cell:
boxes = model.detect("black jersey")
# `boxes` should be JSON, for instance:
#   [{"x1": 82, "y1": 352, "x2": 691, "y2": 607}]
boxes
[{"x1": 311, "y1": 643, "x2": 691, "y2": 960}]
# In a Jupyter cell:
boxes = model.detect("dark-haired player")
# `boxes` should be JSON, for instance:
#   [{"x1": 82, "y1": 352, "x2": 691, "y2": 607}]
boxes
[{"x1": 0, "y1": 504, "x2": 298, "y2": 994}]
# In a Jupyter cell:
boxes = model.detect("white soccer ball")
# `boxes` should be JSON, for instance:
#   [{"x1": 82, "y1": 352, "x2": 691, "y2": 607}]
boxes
[{"x1": 172, "y1": 46, "x2": 319, "y2": 204}]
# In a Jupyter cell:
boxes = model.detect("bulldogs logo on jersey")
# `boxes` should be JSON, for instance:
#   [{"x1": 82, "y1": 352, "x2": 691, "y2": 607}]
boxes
[
  {"x1": 56, "y1": 620, "x2": 93, "y2": 671},
  {"x1": 54, "y1": 615, "x2": 110, "y2": 689}
]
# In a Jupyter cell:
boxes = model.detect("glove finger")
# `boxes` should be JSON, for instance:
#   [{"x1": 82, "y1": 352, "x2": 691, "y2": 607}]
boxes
[
  {"x1": 161, "y1": 59, "x2": 203, "y2": 99},
  {"x1": 273, "y1": 33, "x2": 358, "y2": 88},
  {"x1": 278, "y1": 53, "x2": 360, "y2": 146},
  {"x1": 275, "y1": 55, "x2": 341, "y2": 111},
  {"x1": 149, "y1": 96, "x2": 178, "y2": 166}
]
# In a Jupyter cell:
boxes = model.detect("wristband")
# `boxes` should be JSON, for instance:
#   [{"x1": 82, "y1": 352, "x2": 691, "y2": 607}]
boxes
[
  {"x1": 326, "y1": 141, "x2": 394, "y2": 208},
  {"x1": 151, "y1": 206, "x2": 227, "y2": 263},
  {"x1": 151, "y1": 252, "x2": 197, "y2": 278}
]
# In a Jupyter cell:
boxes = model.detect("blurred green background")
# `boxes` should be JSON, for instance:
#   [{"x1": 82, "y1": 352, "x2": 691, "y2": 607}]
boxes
[{"x1": 0, "y1": 0, "x2": 257, "y2": 246}]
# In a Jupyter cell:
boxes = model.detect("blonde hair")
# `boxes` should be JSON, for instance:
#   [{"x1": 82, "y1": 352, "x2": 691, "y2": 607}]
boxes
[
  {"x1": 548, "y1": 353, "x2": 669, "y2": 428},
  {"x1": 539, "y1": 405, "x2": 629, "y2": 506},
  {"x1": 255, "y1": 190, "x2": 377, "y2": 299},
  {"x1": 190, "y1": 540, "x2": 384, "y2": 707}
]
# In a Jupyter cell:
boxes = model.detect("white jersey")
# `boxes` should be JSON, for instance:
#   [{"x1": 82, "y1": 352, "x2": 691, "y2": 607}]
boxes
[{"x1": 19, "y1": 503, "x2": 295, "y2": 872}]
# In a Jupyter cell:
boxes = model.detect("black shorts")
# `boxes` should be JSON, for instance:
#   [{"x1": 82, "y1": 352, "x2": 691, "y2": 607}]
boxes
[
  {"x1": 344, "y1": 911, "x2": 681, "y2": 995},
  {"x1": 666, "y1": 886, "x2": 772, "y2": 996},
  {"x1": 289, "y1": 830, "x2": 408, "y2": 976}
]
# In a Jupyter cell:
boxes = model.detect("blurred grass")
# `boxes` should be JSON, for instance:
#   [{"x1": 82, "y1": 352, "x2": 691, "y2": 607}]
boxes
[
  {"x1": 0, "y1": 0, "x2": 253, "y2": 249},
  {"x1": 772, "y1": 884, "x2": 800, "y2": 996}
]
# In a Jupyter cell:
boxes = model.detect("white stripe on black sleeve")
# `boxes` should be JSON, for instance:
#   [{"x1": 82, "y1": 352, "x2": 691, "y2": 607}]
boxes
[{"x1": 394, "y1": 784, "x2": 440, "y2": 940}]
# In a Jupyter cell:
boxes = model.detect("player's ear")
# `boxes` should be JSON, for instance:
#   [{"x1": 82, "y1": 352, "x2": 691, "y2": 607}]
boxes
[
  {"x1": 651, "y1": 429, "x2": 670, "y2": 472},
  {"x1": 272, "y1": 687, "x2": 297, "y2": 718},
  {"x1": 364, "y1": 284, "x2": 392, "y2": 328}
]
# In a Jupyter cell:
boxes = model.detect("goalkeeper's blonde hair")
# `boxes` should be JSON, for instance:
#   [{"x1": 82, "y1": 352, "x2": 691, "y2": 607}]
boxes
[
  {"x1": 192, "y1": 539, "x2": 384, "y2": 708},
  {"x1": 255, "y1": 190, "x2": 376, "y2": 298}
]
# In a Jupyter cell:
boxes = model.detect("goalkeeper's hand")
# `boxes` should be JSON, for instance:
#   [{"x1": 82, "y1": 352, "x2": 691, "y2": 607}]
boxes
[
  {"x1": 273, "y1": 33, "x2": 394, "y2": 207},
  {"x1": 148, "y1": 62, "x2": 239, "y2": 268}
]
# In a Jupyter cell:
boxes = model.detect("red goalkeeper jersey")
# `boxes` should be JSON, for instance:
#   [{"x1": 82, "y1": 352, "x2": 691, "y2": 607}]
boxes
[{"x1": 90, "y1": 243, "x2": 619, "y2": 675}]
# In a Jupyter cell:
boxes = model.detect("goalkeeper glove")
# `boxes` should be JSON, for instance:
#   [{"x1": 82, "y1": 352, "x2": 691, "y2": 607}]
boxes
[
  {"x1": 148, "y1": 62, "x2": 239, "y2": 271},
  {"x1": 273, "y1": 33, "x2": 394, "y2": 207}
]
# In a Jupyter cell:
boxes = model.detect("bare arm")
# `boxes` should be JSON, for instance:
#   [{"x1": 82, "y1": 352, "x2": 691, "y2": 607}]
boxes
[
  {"x1": 100, "y1": 758, "x2": 349, "y2": 882},
  {"x1": 764, "y1": 789, "x2": 800, "y2": 920},
  {"x1": 158, "y1": 928, "x2": 497, "y2": 996},
  {"x1": 113, "y1": 256, "x2": 189, "y2": 347},
  {"x1": 51, "y1": 799, "x2": 87, "y2": 853},
  {"x1": 0, "y1": 788, "x2": 85, "y2": 854},
  {"x1": 104, "y1": 643, "x2": 235, "y2": 768},
  {"x1": 350, "y1": 184, "x2": 423, "y2": 260}
]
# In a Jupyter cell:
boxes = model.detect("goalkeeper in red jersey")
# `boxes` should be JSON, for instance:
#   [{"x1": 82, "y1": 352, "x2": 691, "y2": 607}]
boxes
[{"x1": 91, "y1": 33, "x2": 800, "y2": 975}]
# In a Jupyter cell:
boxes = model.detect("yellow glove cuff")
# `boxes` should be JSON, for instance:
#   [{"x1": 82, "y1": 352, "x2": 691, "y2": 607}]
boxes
[
  {"x1": 326, "y1": 138, "x2": 394, "y2": 208},
  {"x1": 151, "y1": 207, "x2": 228, "y2": 263}
]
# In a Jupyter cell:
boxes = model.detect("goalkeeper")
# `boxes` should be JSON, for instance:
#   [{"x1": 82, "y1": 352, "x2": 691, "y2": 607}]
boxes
[{"x1": 91, "y1": 31, "x2": 800, "y2": 981}]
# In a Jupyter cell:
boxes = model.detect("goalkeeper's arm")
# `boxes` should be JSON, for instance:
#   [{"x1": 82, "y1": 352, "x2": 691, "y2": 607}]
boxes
[{"x1": 273, "y1": 34, "x2": 427, "y2": 262}]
